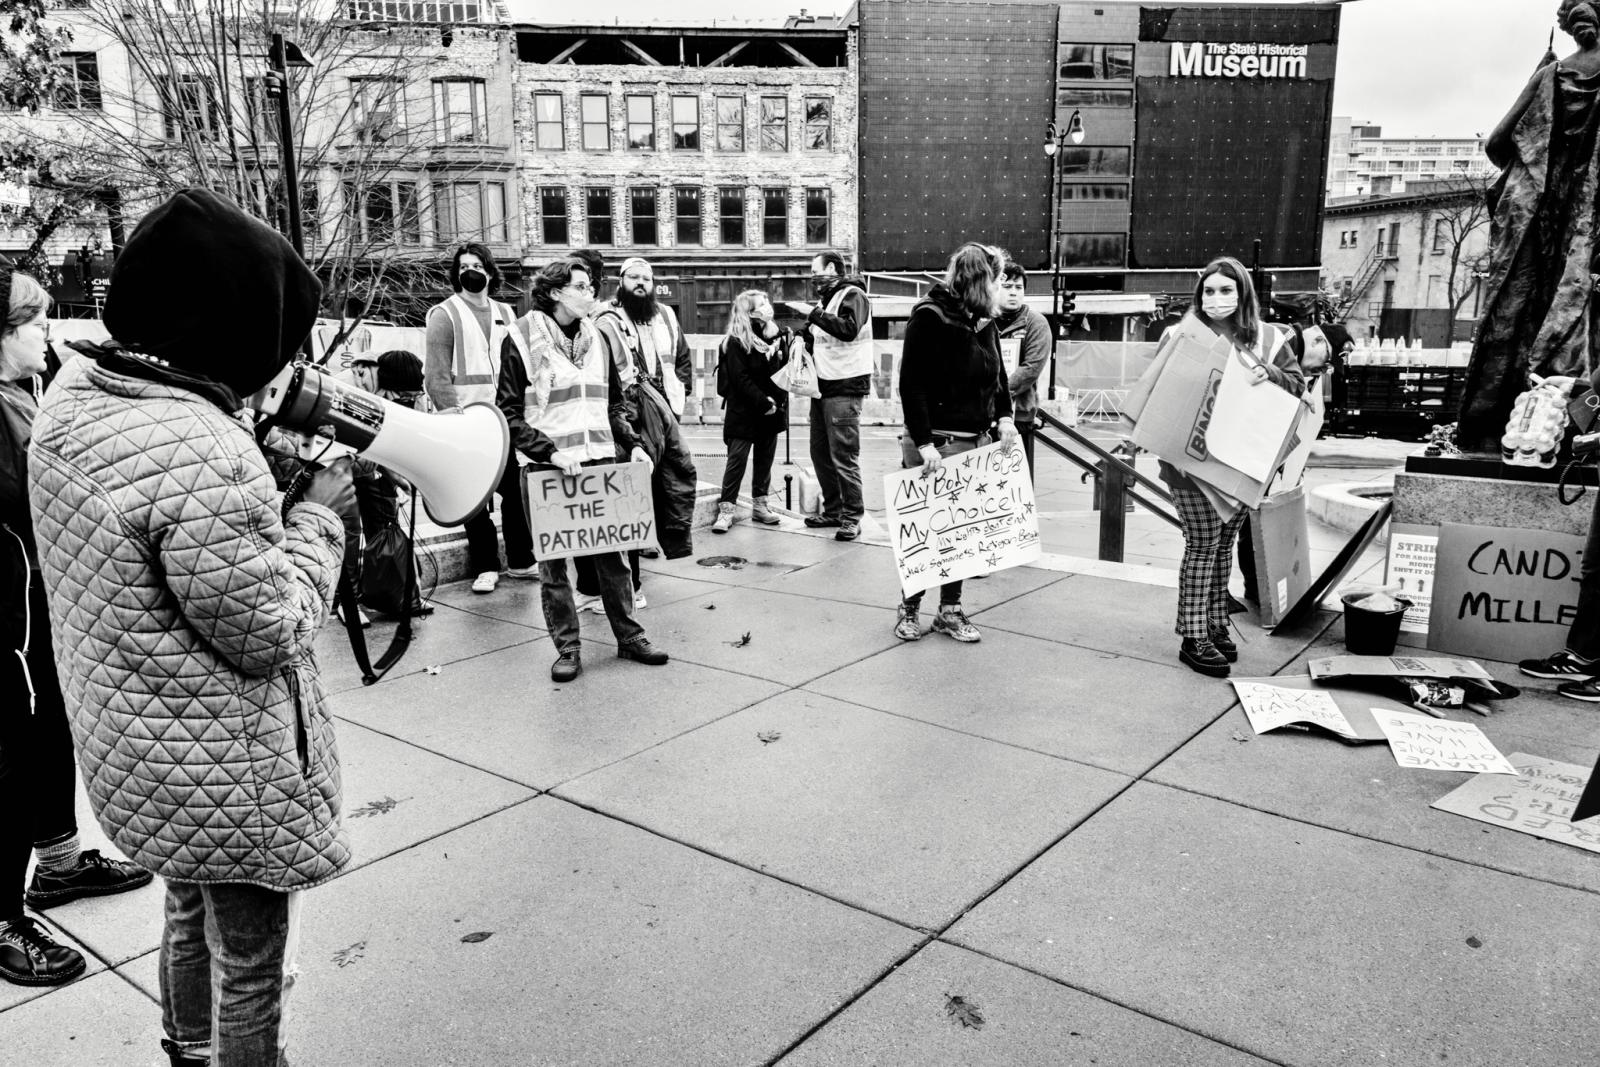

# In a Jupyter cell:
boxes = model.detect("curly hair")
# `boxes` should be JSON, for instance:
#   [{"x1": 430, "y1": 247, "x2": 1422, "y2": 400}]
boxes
[{"x1": 528, "y1": 259, "x2": 588, "y2": 316}]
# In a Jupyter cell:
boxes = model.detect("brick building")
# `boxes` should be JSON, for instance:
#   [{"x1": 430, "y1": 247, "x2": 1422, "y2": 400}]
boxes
[{"x1": 511, "y1": 18, "x2": 857, "y2": 333}]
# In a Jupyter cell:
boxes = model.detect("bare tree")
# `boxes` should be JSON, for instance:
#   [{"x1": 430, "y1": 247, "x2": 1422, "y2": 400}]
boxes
[{"x1": 1424, "y1": 172, "x2": 1495, "y2": 344}]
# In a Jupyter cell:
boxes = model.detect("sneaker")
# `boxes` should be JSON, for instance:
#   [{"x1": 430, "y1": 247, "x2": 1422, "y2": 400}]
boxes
[
  {"x1": 931, "y1": 604, "x2": 981, "y2": 643},
  {"x1": 504, "y1": 565, "x2": 541, "y2": 581},
  {"x1": 550, "y1": 650, "x2": 582, "y2": 682},
  {"x1": 470, "y1": 571, "x2": 499, "y2": 595},
  {"x1": 1558, "y1": 678, "x2": 1600, "y2": 702},
  {"x1": 618, "y1": 638, "x2": 669, "y2": 666},
  {"x1": 26, "y1": 850, "x2": 153, "y2": 910},
  {"x1": 633, "y1": 590, "x2": 648, "y2": 609},
  {"x1": 893, "y1": 604, "x2": 922, "y2": 641},
  {"x1": 1179, "y1": 638, "x2": 1230, "y2": 678},
  {"x1": 0, "y1": 916, "x2": 86, "y2": 986},
  {"x1": 751, "y1": 496, "x2": 781, "y2": 525},
  {"x1": 573, "y1": 592, "x2": 603, "y2": 614},
  {"x1": 1208, "y1": 627, "x2": 1239, "y2": 664},
  {"x1": 804, "y1": 515, "x2": 842, "y2": 529},
  {"x1": 835, "y1": 521, "x2": 861, "y2": 542},
  {"x1": 1519, "y1": 650, "x2": 1600, "y2": 680},
  {"x1": 712, "y1": 501, "x2": 736, "y2": 534}
]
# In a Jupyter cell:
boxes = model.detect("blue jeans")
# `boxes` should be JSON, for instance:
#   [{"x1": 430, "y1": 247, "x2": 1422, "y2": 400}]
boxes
[
  {"x1": 809, "y1": 395, "x2": 864, "y2": 522},
  {"x1": 541, "y1": 552, "x2": 646, "y2": 653},
  {"x1": 161, "y1": 880, "x2": 302, "y2": 1067},
  {"x1": 898, "y1": 433, "x2": 986, "y2": 610}
]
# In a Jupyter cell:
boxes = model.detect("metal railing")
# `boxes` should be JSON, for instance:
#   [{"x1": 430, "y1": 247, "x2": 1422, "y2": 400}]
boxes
[{"x1": 1033, "y1": 410, "x2": 1179, "y2": 562}]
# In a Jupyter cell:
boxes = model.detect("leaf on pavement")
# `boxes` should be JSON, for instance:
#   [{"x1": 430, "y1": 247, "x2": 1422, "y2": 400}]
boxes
[
  {"x1": 460, "y1": 931, "x2": 493, "y2": 944},
  {"x1": 757, "y1": 730, "x2": 781, "y2": 744},
  {"x1": 1230, "y1": 731, "x2": 1252, "y2": 744},
  {"x1": 729, "y1": 631, "x2": 752, "y2": 647},
  {"x1": 944, "y1": 993, "x2": 985, "y2": 1030}
]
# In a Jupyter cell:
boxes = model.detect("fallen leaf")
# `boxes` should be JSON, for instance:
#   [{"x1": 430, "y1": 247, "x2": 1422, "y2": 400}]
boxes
[
  {"x1": 944, "y1": 993, "x2": 985, "y2": 1030},
  {"x1": 757, "y1": 730, "x2": 781, "y2": 744},
  {"x1": 728, "y1": 631, "x2": 752, "y2": 647},
  {"x1": 460, "y1": 931, "x2": 493, "y2": 944},
  {"x1": 1466, "y1": 935, "x2": 1483, "y2": 949},
  {"x1": 704, "y1": 604, "x2": 717, "y2": 610},
  {"x1": 332, "y1": 941, "x2": 366, "y2": 968},
  {"x1": 1230, "y1": 731, "x2": 1251, "y2": 744}
]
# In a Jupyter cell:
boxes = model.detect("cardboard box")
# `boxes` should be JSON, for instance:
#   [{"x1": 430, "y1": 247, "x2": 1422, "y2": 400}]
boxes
[
  {"x1": 1129, "y1": 327, "x2": 1302, "y2": 509},
  {"x1": 1250, "y1": 486, "x2": 1311, "y2": 627}
]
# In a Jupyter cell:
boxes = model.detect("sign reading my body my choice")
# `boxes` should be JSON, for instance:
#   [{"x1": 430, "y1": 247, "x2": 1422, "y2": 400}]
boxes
[
  {"x1": 524, "y1": 461, "x2": 656, "y2": 560},
  {"x1": 1426, "y1": 522, "x2": 1586, "y2": 663}
]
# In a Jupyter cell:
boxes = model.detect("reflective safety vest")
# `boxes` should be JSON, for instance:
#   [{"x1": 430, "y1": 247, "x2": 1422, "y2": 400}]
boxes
[
  {"x1": 434, "y1": 294, "x2": 528, "y2": 408},
  {"x1": 523, "y1": 312, "x2": 614, "y2": 466},
  {"x1": 809, "y1": 284, "x2": 874, "y2": 381}
]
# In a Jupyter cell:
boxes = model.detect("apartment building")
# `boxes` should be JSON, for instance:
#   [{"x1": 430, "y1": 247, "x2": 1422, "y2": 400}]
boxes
[{"x1": 1327, "y1": 117, "x2": 1495, "y2": 199}]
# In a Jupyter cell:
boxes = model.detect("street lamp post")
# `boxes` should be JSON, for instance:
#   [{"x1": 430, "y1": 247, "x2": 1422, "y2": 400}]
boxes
[
  {"x1": 265, "y1": 33, "x2": 313, "y2": 259},
  {"x1": 1042, "y1": 111, "x2": 1084, "y2": 400}
]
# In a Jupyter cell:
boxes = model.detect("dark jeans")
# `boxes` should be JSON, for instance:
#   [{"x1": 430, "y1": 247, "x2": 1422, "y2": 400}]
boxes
[
  {"x1": 161, "y1": 880, "x2": 300, "y2": 1067},
  {"x1": 1570, "y1": 488, "x2": 1600, "y2": 660},
  {"x1": 574, "y1": 551, "x2": 641, "y2": 596},
  {"x1": 720, "y1": 435, "x2": 779, "y2": 504},
  {"x1": 541, "y1": 552, "x2": 646, "y2": 654},
  {"x1": 898, "y1": 434, "x2": 982, "y2": 611},
  {"x1": 0, "y1": 584, "x2": 77, "y2": 919},
  {"x1": 809, "y1": 395, "x2": 864, "y2": 522},
  {"x1": 463, "y1": 455, "x2": 535, "y2": 574}
]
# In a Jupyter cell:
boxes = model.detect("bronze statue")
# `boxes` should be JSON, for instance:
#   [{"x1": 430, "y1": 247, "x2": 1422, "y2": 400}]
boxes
[{"x1": 1459, "y1": 1, "x2": 1600, "y2": 449}]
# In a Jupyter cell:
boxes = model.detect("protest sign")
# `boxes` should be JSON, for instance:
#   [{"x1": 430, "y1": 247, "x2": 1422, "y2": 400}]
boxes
[
  {"x1": 1369, "y1": 710, "x2": 1517, "y2": 775},
  {"x1": 1228, "y1": 674, "x2": 1414, "y2": 742},
  {"x1": 1426, "y1": 523, "x2": 1585, "y2": 663},
  {"x1": 884, "y1": 442, "x2": 1040, "y2": 597},
  {"x1": 1386, "y1": 524, "x2": 1438, "y2": 639},
  {"x1": 1307, "y1": 654, "x2": 1493, "y2": 684},
  {"x1": 1232, "y1": 681, "x2": 1360, "y2": 739},
  {"x1": 1204, "y1": 356, "x2": 1305, "y2": 483},
  {"x1": 1432, "y1": 753, "x2": 1600, "y2": 855},
  {"x1": 523, "y1": 461, "x2": 655, "y2": 560}
]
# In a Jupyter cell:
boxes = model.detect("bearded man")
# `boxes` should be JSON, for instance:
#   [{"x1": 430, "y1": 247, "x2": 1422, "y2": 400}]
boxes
[
  {"x1": 1459, "y1": 0, "x2": 1600, "y2": 448},
  {"x1": 593, "y1": 257, "x2": 697, "y2": 560}
]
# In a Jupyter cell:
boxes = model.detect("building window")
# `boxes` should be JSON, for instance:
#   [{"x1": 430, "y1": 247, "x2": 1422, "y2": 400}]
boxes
[
  {"x1": 540, "y1": 187, "x2": 568, "y2": 245},
  {"x1": 672, "y1": 95, "x2": 699, "y2": 150},
  {"x1": 674, "y1": 185, "x2": 701, "y2": 244},
  {"x1": 580, "y1": 93, "x2": 609, "y2": 150},
  {"x1": 1339, "y1": 231, "x2": 1348, "y2": 248},
  {"x1": 585, "y1": 187, "x2": 613, "y2": 244},
  {"x1": 1349, "y1": 231, "x2": 1358, "y2": 246},
  {"x1": 340, "y1": 181, "x2": 418, "y2": 245},
  {"x1": 258, "y1": 179, "x2": 319, "y2": 246},
  {"x1": 631, "y1": 187, "x2": 657, "y2": 245},
  {"x1": 241, "y1": 76, "x2": 273, "y2": 142},
  {"x1": 364, "y1": 183, "x2": 394, "y2": 242},
  {"x1": 159, "y1": 74, "x2": 219, "y2": 140},
  {"x1": 434, "y1": 180, "x2": 507, "y2": 243},
  {"x1": 50, "y1": 52, "x2": 100, "y2": 110},
  {"x1": 1432, "y1": 219, "x2": 1448, "y2": 253},
  {"x1": 1057, "y1": 233, "x2": 1126, "y2": 268},
  {"x1": 1056, "y1": 88, "x2": 1132, "y2": 108},
  {"x1": 805, "y1": 187, "x2": 829, "y2": 244},
  {"x1": 1058, "y1": 147, "x2": 1131, "y2": 176},
  {"x1": 718, "y1": 186, "x2": 745, "y2": 245},
  {"x1": 715, "y1": 96, "x2": 744, "y2": 151},
  {"x1": 343, "y1": 0, "x2": 482, "y2": 19},
  {"x1": 433, "y1": 79, "x2": 488, "y2": 143},
  {"x1": 1059, "y1": 44, "x2": 1134, "y2": 80},
  {"x1": 803, "y1": 96, "x2": 831, "y2": 150},
  {"x1": 625, "y1": 94, "x2": 654, "y2": 150},
  {"x1": 533, "y1": 92, "x2": 563, "y2": 150},
  {"x1": 396, "y1": 182, "x2": 421, "y2": 245},
  {"x1": 1058, "y1": 183, "x2": 1129, "y2": 201},
  {"x1": 760, "y1": 95, "x2": 787, "y2": 151},
  {"x1": 351, "y1": 76, "x2": 406, "y2": 145},
  {"x1": 762, "y1": 187, "x2": 787, "y2": 245}
]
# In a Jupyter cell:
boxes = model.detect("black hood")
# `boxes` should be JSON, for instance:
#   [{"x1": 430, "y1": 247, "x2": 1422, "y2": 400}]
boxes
[
  {"x1": 913, "y1": 283, "x2": 981, "y2": 328},
  {"x1": 103, "y1": 188, "x2": 323, "y2": 398}
]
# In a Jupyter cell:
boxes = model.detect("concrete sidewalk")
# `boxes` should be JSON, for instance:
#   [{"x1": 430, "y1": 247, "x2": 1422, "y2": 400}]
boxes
[{"x1": 6, "y1": 520, "x2": 1600, "y2": 1066}]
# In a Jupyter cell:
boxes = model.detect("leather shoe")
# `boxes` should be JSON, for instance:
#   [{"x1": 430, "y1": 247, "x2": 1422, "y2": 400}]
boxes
[
  {"x1": 0, "y1": 916, "x2": 86, "y2": 986},
  {"x1": 1179, "y1": 638, "x2": 1230, "y2": 678},
  {"x1": 1208, "y1": 628, "x2": 1239, "y2": 664},
  {"x1": 26, "y1": 849, "x2": 153, "y2": 910},
  {"x1": 550, "y1": 650, "x2": 582, "y2": 682},
  {"x1": 618, "y1": 639, "x2": 669, "y2": 666}
]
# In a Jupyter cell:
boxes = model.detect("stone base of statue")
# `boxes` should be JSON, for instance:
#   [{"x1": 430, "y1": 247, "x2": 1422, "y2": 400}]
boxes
[{"x1": 1395, "y1": 452, "x2": 1596, "y2": 537}]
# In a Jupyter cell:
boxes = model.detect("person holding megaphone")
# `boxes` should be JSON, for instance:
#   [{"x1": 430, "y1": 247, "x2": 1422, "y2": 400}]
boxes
[{"x1": 498, "y1": 258, "x2": 669, "y2": 683}]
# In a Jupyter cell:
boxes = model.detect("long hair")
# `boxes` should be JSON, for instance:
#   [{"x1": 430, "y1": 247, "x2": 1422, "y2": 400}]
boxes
[
  {"x1": 449, "y1": 242, "x2": 500, "y2": 294},
  {"x1": 724, "y1": 290, "x2": 770, "y2": 352},
  {"x1": 5, "y1": 271, "x2": 47, "y2": 330},
  {"x1": 944, "y1": 242, "x2": 1004, "y2": 318},
  {"x1": 529, "y1": 259, "x2": 586, "y2": 316},
  {"x1": 1192, "y1": 256, "x2": 1260, "y2": 350}
]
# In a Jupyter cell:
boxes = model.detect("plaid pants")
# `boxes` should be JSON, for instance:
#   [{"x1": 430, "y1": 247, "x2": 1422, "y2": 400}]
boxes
[{"x1": 1171, "y1": 483, "x2": 1247, "y2": 639}]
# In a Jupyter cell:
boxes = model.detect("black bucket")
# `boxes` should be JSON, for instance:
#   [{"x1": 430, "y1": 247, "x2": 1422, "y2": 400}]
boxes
[{"x1": 1341, "y1": 593, "x2": 1413, "y2": 656}]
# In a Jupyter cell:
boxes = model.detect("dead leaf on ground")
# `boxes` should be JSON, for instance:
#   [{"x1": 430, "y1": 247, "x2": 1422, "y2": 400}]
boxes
[
  {"x1": 944, "y1": 993, "x2": 985, "y2": 1030},
  {"x1": 1230, "y1": 731, "x2": 1252, "y2": 744},
  {"x1": 1466, "y1": 935, "x2": 1483, "y2": 949},
  {"x1": 332, "y1": 941, "x2": 366, "y2": 968},
  {"x1": 704, "y1": 604, "x2": 716, "y2": 610},
  {"x1": 728, "y1": 631, "x2": 752, "y2": 647},
  {"x1": 757, "y1": 730, "x2": 781, "y2": 744},
  {"x1": 460, "y1": 931, "x2": 494, "y2": 944}
]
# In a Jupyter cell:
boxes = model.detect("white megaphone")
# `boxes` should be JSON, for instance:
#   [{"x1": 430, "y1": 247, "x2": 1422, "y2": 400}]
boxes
[{"x1": 248, "y1": 361, "x2": 510, "y2": 526}]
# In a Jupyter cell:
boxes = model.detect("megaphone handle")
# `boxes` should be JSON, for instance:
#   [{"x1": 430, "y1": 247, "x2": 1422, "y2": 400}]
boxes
[{"x1": 281, "y1": 465, "x2": 314, "y2": 521}]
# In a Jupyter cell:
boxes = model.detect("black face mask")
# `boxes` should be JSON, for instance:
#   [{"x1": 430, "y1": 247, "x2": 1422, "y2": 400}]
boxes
[
  {"x1": 459, "y1": 269, "x2": 488, "y2": 294},
  {"x1": 750, "y1": 317, "x2": 769, "y2": 336},
  {"x1": 810, "y1": 275, "x2": 831, "y2": 298}
]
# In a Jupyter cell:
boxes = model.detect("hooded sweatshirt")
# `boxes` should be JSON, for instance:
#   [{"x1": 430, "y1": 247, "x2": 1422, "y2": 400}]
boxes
[{"x1": 899, "y1": 284, "x2": 1013, "y2": 448}]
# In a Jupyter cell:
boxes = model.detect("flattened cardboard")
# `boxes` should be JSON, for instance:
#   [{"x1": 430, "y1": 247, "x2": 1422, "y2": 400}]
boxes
[
  {"x1": 1307, "y1": 654, "x2": 1494, "y2": 683},
  {"x1": 1433, "y1": 753, "x2": 1600, "y2": 853},
  {"x1": 1250, "y1": 487, "x2": 1311, "y2": 627},
  {"x1": 1231, "y1": 673, "x2": 1414, "y2": 743}
]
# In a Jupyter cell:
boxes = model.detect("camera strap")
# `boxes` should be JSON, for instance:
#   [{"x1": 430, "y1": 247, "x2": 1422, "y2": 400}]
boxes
[
  {"x1": 342, "y1": 490, "x2": 422, "y2": 686},
  {"x1": 1559, "y1": 457, "x2": 1591, "y2": 506}
]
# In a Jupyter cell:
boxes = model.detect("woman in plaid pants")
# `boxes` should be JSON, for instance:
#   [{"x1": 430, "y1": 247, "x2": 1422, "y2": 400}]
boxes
[{"x1": 1158, "y1": 257, "x2": 1305, "y2": 677}]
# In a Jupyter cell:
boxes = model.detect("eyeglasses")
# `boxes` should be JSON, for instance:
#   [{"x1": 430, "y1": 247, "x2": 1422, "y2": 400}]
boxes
[{"x1": 565, "y1": 283, "x2": 594, "y2": 294}]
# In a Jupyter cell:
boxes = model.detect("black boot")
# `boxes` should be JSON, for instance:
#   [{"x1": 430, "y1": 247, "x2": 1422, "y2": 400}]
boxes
[
  {"x1": 1179, "y1": 638, "x2": 1231, "y2": 678},
  {"x1": 1208, "y1": 627, "x2": 1239, "y2": 663}
]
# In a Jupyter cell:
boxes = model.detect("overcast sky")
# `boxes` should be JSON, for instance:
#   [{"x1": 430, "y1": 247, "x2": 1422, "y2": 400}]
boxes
[{"x1": 508, "y1": 0, "x2": 1565, "y2": 139}]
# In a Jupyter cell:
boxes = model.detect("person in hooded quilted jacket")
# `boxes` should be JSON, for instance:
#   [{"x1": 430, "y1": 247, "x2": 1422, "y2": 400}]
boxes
[{"x1": 27, "y1": 190, "x2": 351, "y2": 1067}]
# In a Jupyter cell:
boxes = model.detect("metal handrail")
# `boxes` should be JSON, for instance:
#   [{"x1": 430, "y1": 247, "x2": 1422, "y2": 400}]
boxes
[{"x1": 1033, "y1": 409, "x2": 1180, "y2": 562}]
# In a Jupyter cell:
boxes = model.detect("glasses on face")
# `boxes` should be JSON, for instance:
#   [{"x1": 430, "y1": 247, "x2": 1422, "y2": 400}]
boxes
[{"x1": 565, "y1": 283, "x2": 594, "y2": 294}]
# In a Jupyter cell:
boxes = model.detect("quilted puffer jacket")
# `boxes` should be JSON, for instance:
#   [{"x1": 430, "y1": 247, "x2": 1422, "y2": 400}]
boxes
[{"x1": 28, "y1": 358, "x2": 349, "y2": 888}]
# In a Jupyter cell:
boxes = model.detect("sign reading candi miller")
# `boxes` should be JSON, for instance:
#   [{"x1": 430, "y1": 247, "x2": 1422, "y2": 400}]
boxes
[{"x1": 1170, "y1": 42, "x2": 1309, "y2": 79}]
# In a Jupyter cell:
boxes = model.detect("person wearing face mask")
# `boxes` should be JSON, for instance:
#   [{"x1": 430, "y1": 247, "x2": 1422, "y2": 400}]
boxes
[
  {"x1": 712, "y1": 290, "x2": 794, "y2": 533},
  {"x1": 497, "y1": 259, "x2": 666, "y2": 683},
  {"x1": 893, "y1": 243, "x2": 1018, "y2": 644},
  {"x1": 1159, "y1": 257, "x2": 1305, "y2": 678},
  {"x1": 0, "y1": 270, "x2": 153, "y2": 990},
  {"x1": 424, "y1": 243, "x2": 536, "y2": 595}
]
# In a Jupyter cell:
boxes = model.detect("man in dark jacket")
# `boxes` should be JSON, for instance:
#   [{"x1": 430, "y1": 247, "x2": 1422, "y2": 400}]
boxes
[
  {"x1": 995, "y1": 261, "x2": 1052, "y2": 480},
  {"x1": 788, "y1": 251, "x2": 873, "y2": 541}
]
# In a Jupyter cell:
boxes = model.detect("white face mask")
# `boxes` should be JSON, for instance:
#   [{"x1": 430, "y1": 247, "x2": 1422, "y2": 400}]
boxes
[
  {"x1": 560, "y1": 290, "x2": 595, "y2": 317},
  {"x1": 1202, "y1": 295, "x2": 1239, "y2": 320}
]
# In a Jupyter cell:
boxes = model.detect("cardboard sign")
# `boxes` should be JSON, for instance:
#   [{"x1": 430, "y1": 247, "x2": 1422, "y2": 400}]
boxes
[
  {"x1": 523, "y1": 461, "x2": 656, "y2": 560},
  {"x1": 1425, "y1": 523, "x2": 1585, "y2": 664},
  {"x1": 1369, "y1": 710, "x2": 1518, "y2": 774},
  {"x1": 1432, "y1": 753, "x2": 1600, "y2": 854},
  {"x1": 1386, "y1": 524, "x2": 1438, "y2": 638},
  {"x1": 1229, "y1": 674, "x2": 1415, "y2": 742},
  {"x1": 1307, "y1": 654, "x2": 1493, "y2": 683},
  {"x1": 1000, "y1": 336, "x2": 1021, "y2": 377},
  {"x1": 1232, "y1": 681, "x2": 1361, "y2": 739},
  {"x1": 1205, "y1": 356, "x2": 1306, "y2": 483},
  {"x1": 1250, "y1": 487, "x2": 1310, "y2": 627},
  {"x1": 884, "y1": 442, "x2": 1040, "y2": 596}
]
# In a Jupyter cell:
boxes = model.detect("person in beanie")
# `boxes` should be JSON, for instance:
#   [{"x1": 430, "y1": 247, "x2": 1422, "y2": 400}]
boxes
[
  {"x1": 27, "y1": 188, "x2": 353, "y2": 1066},
  {"x1": 1, "y1": 269, "x2": 151, "y2": 989},
  {"x1": 894, "y1": 243, "x2": 1017, "y2": 643},
  {"x1": 995, "y1": 260, "x2": 1052, "y2": 479}
]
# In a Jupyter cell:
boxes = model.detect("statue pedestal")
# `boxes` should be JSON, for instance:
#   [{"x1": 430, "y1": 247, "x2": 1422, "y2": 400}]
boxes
[{"x1": 1394, "y1": 452, "x2": 1595, "y2": 537}]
